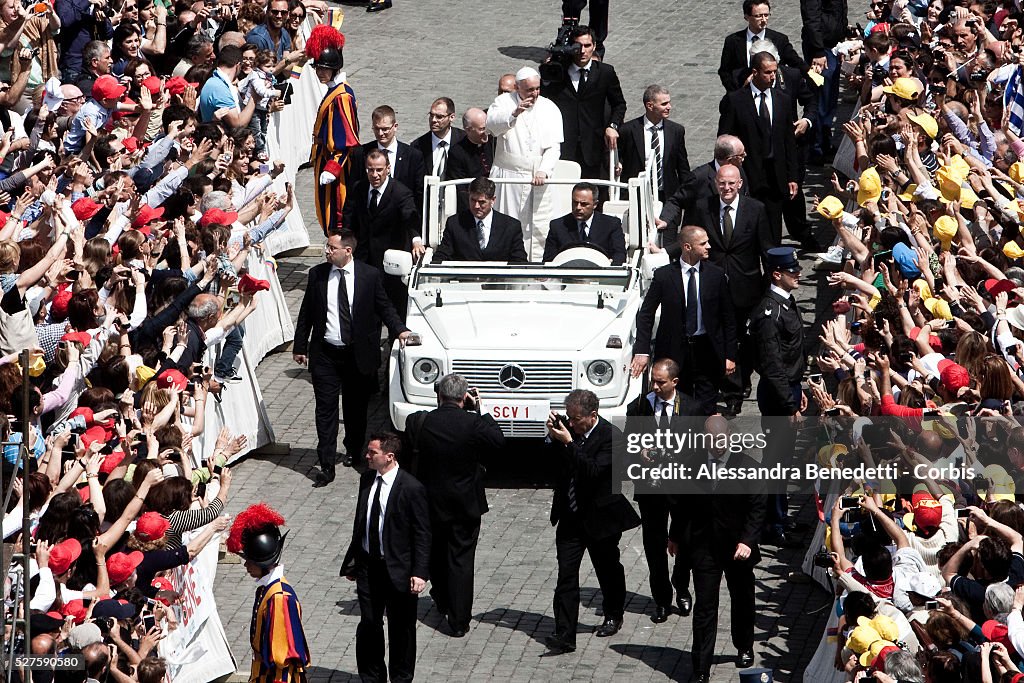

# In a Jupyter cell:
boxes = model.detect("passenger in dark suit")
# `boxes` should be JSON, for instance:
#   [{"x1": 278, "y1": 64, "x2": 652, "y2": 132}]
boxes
[
  {"x1": 681, "y1": 165, "x2": 775, "y2": 415},
  {"x1": 542, "y1": 182, "x2": 626, "y2": 264},
  {"x1": 656, "y1": 134, "x2": 750, "y2": 234},
  {"x1": 445, "y1": 108, "x2": 495, "y2": 213},
  {"x1": 433, "y1": 177, "x2": 528, "y2": 263},
  {"x1": 631, "y1": 226, "x2": 738, "y2": 415},
  {"x1": 411, "y1": 97, "x2": 466, "y2": 181},
  {"x1": 543, "y1": 389, "x2": 642, "y2": 654},
  {"x1": 625, "y1": 358, "x2": 701, "y2": 624},
  {"x1": 540, "y1": 24, "x2": 626, "y2": 181},
  {"x1": 616, "y1": 85, "x2": 696, "y2": 204},
  {"x1": 670, "y1": 416, "x2": 766, "y2": 681},
  {"x1": 293, "y1": 229, "x2": 411, "y2": 486},
  {"x1": 717, "y1": 52, "x2": 799, "y2": 246},
  {"x1": 341, "y1": 433, "x2": 431, "y2": 683},
  {"x1": 347, "y1": 105, "x2": 426, "y2": 211},
  {"x1": 411, "y1": 374, "x2": 505, "y2": 638},
  {"x1": 343, "y1": 149, "x2": 420, "y2": 320},
  {"x1": 718, "y1": 0, "x2": 806, "y2": 91}
]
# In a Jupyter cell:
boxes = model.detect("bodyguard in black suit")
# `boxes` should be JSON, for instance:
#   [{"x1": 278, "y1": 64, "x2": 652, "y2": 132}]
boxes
[
  {"x1": 347, "y1": 105, "x2": 427, "y2": 210},
  {"x1": 411, "y1": 97, "x2": 466, "y2": 181},
  {"x1": 670, "y1": 416, "x2": 766, "y2": 681},
  {"x1": 631, "y1": 226, "x2": 738, "y2": 415},
  {"x1": 433, "y1": 177, "x2": 528, "y2": 263},
  {"x1": 718, "y1": 0, "x2": 806, "y2": 91},
  {"x1": 718, "y1": 52, "x2": 799, "y2": 246},
  {"x1": 411, "y1": 374, "x2": 505, "y2": 637},
  {"x1": 681, "y1": 165, "x2": 775, "y2": 414},
  {"x1": 445, "y1": 108, "x2": 496, "y2": 213},
  {"x1": 657, "y1": 135, "x2": 750, "y2": 231},
  {"x1": 293, "y1": 230, "x2": 410, "y2": 486},
  {"x1": 544, "y1": 390, "x2": 641, "y2": 654},
  {"x1": 542, "y1": 182, "x2": 626, "y2": 264},
  {"x1": 540, "y1": 25, "x2": 626, "y2": 181},
  {"x1": 617, "y1": 85, "x2": 696, "y2": 204},
  {"x1": 625, "y1": 358, "x2": 701, "y2": 624},
  {"x1": 341, "y1": 433, "x2": 431, "y2": 683},
  {"x1": 773, "y1": 61, "x2": 819, "y2": 251},
  {"x1": 343, "y1": 150, "x2": 420, "y2": 320}
]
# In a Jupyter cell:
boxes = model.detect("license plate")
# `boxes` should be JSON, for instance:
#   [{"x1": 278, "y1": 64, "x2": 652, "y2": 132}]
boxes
[{"x1": 482, "y1": 400, "x2": 550, "y2": 422}]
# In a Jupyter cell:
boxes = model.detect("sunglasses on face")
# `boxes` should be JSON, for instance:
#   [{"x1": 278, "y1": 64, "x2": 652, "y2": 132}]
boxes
[{"x1": 268, "y1": 9, "x2": 287, "y2": 15}]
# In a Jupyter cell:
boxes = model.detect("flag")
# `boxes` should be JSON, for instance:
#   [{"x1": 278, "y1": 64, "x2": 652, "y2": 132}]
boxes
[{"x1": 1005, "y1": 64, "x2": 1024, "y2": 136}]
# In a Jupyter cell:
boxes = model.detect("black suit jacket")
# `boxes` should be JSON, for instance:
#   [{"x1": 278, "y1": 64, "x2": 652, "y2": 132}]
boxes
[
  {"x1": 341, "y1": 468, "x2": 432, "y2": 592},
  {"x1": 617, "y1": 116, "x2": 696, "y2": 203},
  {"x1": 349, "y1": 140, "x2": 427, "y2": 209},
  {"x1": 411, "y1": 127, "x2": 467, "y2": 179},
  {"x1": 343, "y1": 179, "x2": 419, "y2": 270},
  {"x1": 633, "y1": 260, "x2": 738, "y2": 368},
  {"x1": 293, "y1": 260, "x2": 409, "y2": 375},
  {"x1": 548, "y1": 417, "x2": 641, "y2": 539},
  {"x1": 434, "y1": 210, "x2": 528, "y2": 263},
  {"x1": 718, "y1": 87, "x2": 799, "y2": 195},
  {"x1": 543, "y1": 212, "x2": 626, "y2": 265},
  {"x1": 446, "y1": 135, "x2": 496, "y2": 212},
  {"x1": 669, "y1": 451, "x2": 766, "y2": 566},
  {"x1": 659, "y1": 160, "x2": 751, "y2": 228},
  {"x1": 541, "y1": 60, "x2": 627, "y2": 167},
  {"x1": 414, "y1": 404, "x2": 506, "y2": 522},
  {"x1": 718, "y1": 28, "x2": 807, "y2": 91},
  {"x1": 679, "y1": 195, "x2": 775, "y2": 308}
]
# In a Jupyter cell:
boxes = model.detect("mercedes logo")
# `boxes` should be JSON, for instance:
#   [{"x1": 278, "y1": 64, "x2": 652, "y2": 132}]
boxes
[{"x1": 497, "y1": 363, "x2": 526, "y2": 390}]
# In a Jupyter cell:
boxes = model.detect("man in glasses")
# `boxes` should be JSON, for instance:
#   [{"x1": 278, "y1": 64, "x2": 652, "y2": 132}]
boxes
[
  {"x1": 657, "y1": 134, "x2": 750, "y2": 237},
  {"x1": 349, "y1": 105, "x2": 426, "y2": 212},
  {"x1": 718, "y1": 0, "x2": 806, "y2": 92},
  {"x1": 245, "y1": 0, "x2": 304, "y2": 72}
]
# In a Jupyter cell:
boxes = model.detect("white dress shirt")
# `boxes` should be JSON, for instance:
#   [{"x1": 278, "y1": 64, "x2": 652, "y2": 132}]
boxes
[
  {"x1": 368, "y1": 177, "x2": 389, "y2": 205},
  {"x1": 364, "y1": 465, "x2": 399, "y2": 555},
  {"x1": 720, "y1": 195, "x2": 740, "y2": 232},
  {"x1": 377, "y1": 139, "x2": 400, "y2": 176},
  {"x1": 745, "y1": 29, "x2": 766, "y2": 65},
  {"x1": 680, "y1": 260, "x2": 706, "y2": 335},
  {"x1": 431, "y1": 131, "x2": 452, "y2": 176},
  {"x1": 475, "y1": 210, "x2": 494, "y2": 249},
  {"x1": 569, "y1": 60, "x2": 594, "y2": 92},
  {"x1": 750, "y1": 83, "x2": 773, "y2": 125},
  {"x1": 646, "y1": 390, "x2": 676, "y2": 418},
  {"x1": 325, "y1": 260, "x2": 355, "y2": 346},
  {"x1": 769, "y1": 283, "x2": 792, "y2": 302}
]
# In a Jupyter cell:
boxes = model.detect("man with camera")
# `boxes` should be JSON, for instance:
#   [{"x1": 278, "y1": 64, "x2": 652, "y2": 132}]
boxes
[
  {"x1": 543, "y1": 389, "x2": 641, "y2": 654},
  {"x1": 541, "y1": 24, "x2": 626, "y2": 184},
  {"x1": 407, "y1": 373, "x2": 505, "y2": 638}
]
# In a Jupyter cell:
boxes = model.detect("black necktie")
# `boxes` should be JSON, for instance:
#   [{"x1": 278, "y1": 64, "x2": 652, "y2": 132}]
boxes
[
  {"x1": 685, "y1": 266, "x2": 699, "y2": 335},
  {"x1": 579, "y1": 67, "x2": 589, "y2": 89},
  {"x1": 758, "y1": 91, "x2": 773, "y2": 157},
  {"x1": 337, "y1": 269, "x2": 352, "y2": 345},
  {"x1": 370, "y1": 188, "x2": 380, "y2": 212},
  {"x1": 579, "y1": 221, "x2": 589, "y2": 242},
  {"x1": 368, "y1": 475, "x2": 383, "y2": 559},
  {"x1": 722, "y1": 204, "x2": 734, "y2": 244},
  {"x1": 657, "y1": 400, "x2": 670, "y2": 426},
  {"x1": 567, "y1": 433, "x2": 585, "y2": 512}
]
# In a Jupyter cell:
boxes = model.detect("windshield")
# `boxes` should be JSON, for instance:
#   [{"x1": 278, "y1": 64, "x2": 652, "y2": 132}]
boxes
[{"x1": 415, "y1": 266, "x2": 632, "y2": 292}]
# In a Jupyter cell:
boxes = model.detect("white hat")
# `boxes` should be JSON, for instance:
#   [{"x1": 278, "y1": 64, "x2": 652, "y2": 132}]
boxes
[
  {"x1": 515, "y1": 66, "x2": 540, "y2": 82},
  {"x1": 41, "y1": 77, "x2": 64, "y2": 112},
  {"x1": 67, "y1": 623, "x2": 103, "y2": 649},
  {"x1": 906, "y1": 571, "x2": 942, "y2": 598}
]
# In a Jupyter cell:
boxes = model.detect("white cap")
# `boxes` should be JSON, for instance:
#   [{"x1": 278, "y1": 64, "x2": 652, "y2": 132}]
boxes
[
  {"x1": 515, "y1": 66, "x2": 540, "y2": 82},
  {"x1": 41, "y1": 77, "x2": 64, "y2": 112},
  {"x1": 906, "y1": 571, "x2": 942, "y2": 598}
]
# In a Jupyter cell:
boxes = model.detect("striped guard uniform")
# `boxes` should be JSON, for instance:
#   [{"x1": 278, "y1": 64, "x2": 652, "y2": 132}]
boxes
[
  {"x1": 311, "y1": 78, "x2": 359, "y2": 234},
  {"x1": 249, "y1": 574, "x2": 310, "y2": 682}
]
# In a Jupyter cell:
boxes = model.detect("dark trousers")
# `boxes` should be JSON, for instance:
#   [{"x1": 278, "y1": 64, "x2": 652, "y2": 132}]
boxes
[
  {"x1": 811, "y1": 50, "x2": 841, "y2": 156},
  {"x1": 677, "y1": 334, "x2": 721, "y2": 416},
  {"x1": 690, "y1": 548, "x2": 755, "y2": 676},
  {"x1": 553, "y1": 512, "x2": 625, "y2": 645},
  {"x1": 309, "y1": 344, "x2": 374, "y2": 473},
  {"x1": 720, "y1": 303, "x2": 754, "y2": 406},
  {"x1": 428, "y1": 514, "x2": 481, "y2": 631},
  {"x1": 383, "y1": 273, "x2": 409, "y2": 323},
  {"x1": 214, "y1": 324, "x2": 244, "y2": 378},
  {"x1": 561, "y1": 0, "x2": 609, "y2": 47},
  {"x1": 757, "y1": 381, "x2": 801, "y2": 534},
  {"x1": 752, "y1": 173, "x2": 786, "y2": 247},
  {"x1": 636, "y1": 496, "x2": 690, "y2": 607},
  {"x1": 355, "y1": 557, "x2": 418, "y2": 683}
]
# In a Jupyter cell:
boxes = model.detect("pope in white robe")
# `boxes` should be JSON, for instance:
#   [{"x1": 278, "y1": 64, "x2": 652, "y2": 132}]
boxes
[{"x1": 486, "y1": 66, "x2": 564, "y2": 262}]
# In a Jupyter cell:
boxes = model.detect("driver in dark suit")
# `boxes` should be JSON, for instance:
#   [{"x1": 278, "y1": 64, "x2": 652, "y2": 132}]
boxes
[
  {"x1": 433, "y1": 177, "x2": 528, "y2": 263},
  {"x1": 543, "y1": 182, "x2": 626, "y2": 265}
]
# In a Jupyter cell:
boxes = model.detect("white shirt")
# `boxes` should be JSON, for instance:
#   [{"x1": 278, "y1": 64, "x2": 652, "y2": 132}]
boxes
[
  {"x1": 256, "y1": 563, "x2": 284, "y2": 588},
  {"x1": 647, "y1": 390, "x2": 676, "y2": 417},
  {"x1": 368, "y1": 177, "x2": 389, "y2": 205},
  {"x1": 745, "y1": 29, "x2": 766, "y2": 65},
  {"x1": 720, "y1": 195, "x2": 740, "y2": 230},
  {"x1": 363, "y1": 465, "x2": 399, "y2": 555},
  {"x1": 769, "y1": 283, "x2": 792, "y2": 301},
  {"x1": 569, "y1": 60, "x2": 594, "y2": 92},
  {"x1": 431, "y1": 131, "x2": 452, "y2": 176},
  {"x1": 680, "y1": 260, "x2": 706, "y2": 335},
  {"x1": 475, "y1": 210, "x2": 494, "y2": 248},
  {"x1": 377, "y1": 139, "x2": 400, "y2": 176},
  {"x1": 325, "y1": 261, "x2": 355, "y2": 346},
  {"x1": 750, "y1": 83, "x2": 773, "y2": 125}
]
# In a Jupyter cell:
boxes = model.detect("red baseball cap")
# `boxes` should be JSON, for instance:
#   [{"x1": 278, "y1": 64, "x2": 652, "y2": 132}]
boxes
[
  {"x1": 107, "y1": 551, "x2": 144, "y2": 585},
  {"x1": 156, "y1": 368, "x2": 188, "y2": 391},
  {"x1": 122, "y1": 136, "x2": 145, "y2": 154},
  {"x1": 983, "y1": 620, "x2": 1014, "y2": 650},
  {"x1": 71, "y1": 197, "x2": 103, "y2": 221},
  {"x1": 48, "y1": 538, "x2": 82, "y2": 575},
  {"x1": 938, "y1": 359, "x2": 971, "y2": 394},
  {"x1": 112, "y1": 97, "x2": 138, "y2": 120},
  {"x1": 61, "y1": 599, "x2": 88, "y2": 625},
  {"x1": 199, "y1": 207, "x2": 238, "y2": 227},
  {"x1": 141, "y1": 75, "x2": 162, "y2": 95},
  {"x1": 80, "y1": 425, "x2": 109, "y2": 449},
  {"x1": 50, "y1": 288, "x2": 73, "y2": 320},
  {"x1": 61, "y1": 331, "x2": 92, "y2": 347},
  {"x1": 913, "y1": 498, "x2": 943, "y2": 533},
  {"x1": 164, "y1": 76, "x2": 198, "y2": 96},
  {"x1": 135, "y1": 511, "x2": 170, "y2": 541},
  {"x1": 910, "y1": 327, "x2": 943, "y2": 352},
  {"x1": 985, "y1": 278, "x2": 1017, "y2": 297},
  {"x1": 132, "y1": 204, "x2": 165, "y2": 230},
  {"x1": 99, "y1": 450, "x2": 125, "y2": 475},
  {"x1": 92, "y1": 75, "x2": 127, "y2": 102}
]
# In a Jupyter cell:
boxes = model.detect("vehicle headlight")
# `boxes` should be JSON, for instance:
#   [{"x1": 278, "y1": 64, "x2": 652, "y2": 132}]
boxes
[
  {"x1": 587, "y1": 360, "x2": 614, "y2": 386},
  {"x1": 411, "y1": 358, "x2": 440, "y2": 385}
]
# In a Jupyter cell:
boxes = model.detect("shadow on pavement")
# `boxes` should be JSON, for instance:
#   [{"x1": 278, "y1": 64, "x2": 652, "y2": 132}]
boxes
[
  {"x1": 303, "y1": 665, "x2": 360, "y2": 682},
  {"x1": 497, "y1": 46, "x2": 550, "y2": 62},
  {"x1": 608, "y1": 643, "x2": 690, "y2": 682},
  {"x1": 474, "y1": 606, "x2": 559, "y2": 646}
]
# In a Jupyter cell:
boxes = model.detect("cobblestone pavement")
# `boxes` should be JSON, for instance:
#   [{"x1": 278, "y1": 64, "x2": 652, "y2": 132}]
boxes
[{"x1": 212, "y1": 0, "x2": 855, "y2": 680}]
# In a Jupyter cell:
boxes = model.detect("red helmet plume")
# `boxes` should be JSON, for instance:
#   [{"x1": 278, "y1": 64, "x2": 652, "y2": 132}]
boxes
[{"x1": 305, "y1": 24, "x2": 345, "y2": 61}]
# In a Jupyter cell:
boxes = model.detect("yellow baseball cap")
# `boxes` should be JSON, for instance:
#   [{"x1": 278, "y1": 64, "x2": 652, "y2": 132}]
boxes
[
  {"x1": 1010, "y1": 161, "x2": 1024, "y2": 184},
  {"x1": 1005, "y1": 241, "x2": 1024, "y2": 260},
  {"x1": 882, "y1": 77, "x2": 921, "y2": 101},
  {"x1": 923, "y1": 297, "x2": 953, "y2": 320},
  {"x1": 933, "y1": 215, "x2": 958, "y2": 250},
  {"x1": 907, "y1": 111, "x2": 938, "y2": 139},
  {"x1": 857, "y1": 167, "x2": 882, "y2": 206},
  {"x1": 817, "y1": 195, "x2": 845, "y2": 220}
]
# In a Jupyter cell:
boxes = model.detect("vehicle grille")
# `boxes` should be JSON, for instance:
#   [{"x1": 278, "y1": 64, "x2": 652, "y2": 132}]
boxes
[
  {"x1": 451, "y1": 360, "x2": 574, "y2": 397},
  {"x1": 493, "y1": 420, "x2": 549, "y2": 438}
]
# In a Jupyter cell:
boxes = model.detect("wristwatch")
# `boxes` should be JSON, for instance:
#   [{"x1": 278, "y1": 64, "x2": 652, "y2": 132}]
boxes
[{"x1": 608, "y1": 123, "x2": 618, "y2": 130}]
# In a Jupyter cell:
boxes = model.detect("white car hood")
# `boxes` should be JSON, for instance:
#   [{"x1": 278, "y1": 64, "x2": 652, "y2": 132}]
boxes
[{"x1": 414, "y1": 297, "x2": 627, "y2": 351}]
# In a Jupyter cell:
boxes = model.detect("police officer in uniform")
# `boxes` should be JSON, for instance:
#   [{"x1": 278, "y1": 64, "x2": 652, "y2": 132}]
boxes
[{"x1": 749, "y1": 246, "x2": 806, "y2": 547}]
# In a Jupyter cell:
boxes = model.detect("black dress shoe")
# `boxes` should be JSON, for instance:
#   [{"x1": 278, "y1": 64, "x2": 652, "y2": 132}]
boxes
[
  {"x1": 676, "y1": 594, "x2": 692, "y2": 617},
  {"x1": 724, "y1": 400, "x2": 742, "y2": 417},
  {"x1": 312, "y1": 469, "x2": 335, "y2": 488},
  {"x1": 762, "y1": 530, "x2": 803, "y2": 548},
  {"x1": 366, "y1": 0, "x2": 391, "y2": 11},
  {"x1": 738, "y1": 650, "x2": 755, "y2": 667},
  {"x1": 544, "y1": 634, "x2": 576, "y2": 654},
  {"x1": 594, "y1": 617, "x2": 622, "y2": 637},
  {"x1": 650, "y1": 605, "x2": 671, "y2": 623},
  {"x1": 341, "y1": 454, "x2": 354, "y2": 467}
]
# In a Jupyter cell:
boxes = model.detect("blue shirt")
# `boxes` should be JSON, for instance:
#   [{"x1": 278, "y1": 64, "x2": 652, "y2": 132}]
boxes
[
  {"x1": 245, "y1": 24, "x2": 292, "y2": 61},
  {"x1": 199, "y1": 69, "x2": 239, "y2": 123},
  {"x1": 63, "y1": 99, "x2": 112, "y2": 154}
]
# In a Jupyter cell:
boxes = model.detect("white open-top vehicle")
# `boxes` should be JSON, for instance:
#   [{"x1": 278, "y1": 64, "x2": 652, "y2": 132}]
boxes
[{"x1": 384, "y1": 162, "x2": 667, "y2": 437}]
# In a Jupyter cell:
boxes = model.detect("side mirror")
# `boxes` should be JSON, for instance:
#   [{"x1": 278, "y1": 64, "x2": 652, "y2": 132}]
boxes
[
  {"x1": 383, "y1": 249, "x2": 413, "y2": 278},
  {"x1": 641, "y1": 252, "x2": 669, "y2": 281}
]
